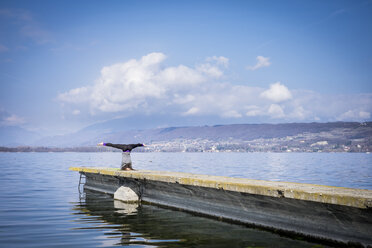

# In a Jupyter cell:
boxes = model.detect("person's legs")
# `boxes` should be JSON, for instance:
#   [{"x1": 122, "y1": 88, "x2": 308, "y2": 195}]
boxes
[{"x1": 121, "y1": 152, "x2": 134, "y2": 170}]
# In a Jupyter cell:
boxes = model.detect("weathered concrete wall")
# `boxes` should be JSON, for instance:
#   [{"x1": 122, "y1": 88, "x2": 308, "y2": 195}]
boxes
[{"x1": 70, "y1": 167, "x2": 372, "y2": 247}]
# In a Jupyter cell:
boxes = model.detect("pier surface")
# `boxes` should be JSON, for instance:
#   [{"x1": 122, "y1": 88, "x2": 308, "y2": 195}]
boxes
[{"x1": 70, "y1": 167, "x2": 372, "y2": 247}]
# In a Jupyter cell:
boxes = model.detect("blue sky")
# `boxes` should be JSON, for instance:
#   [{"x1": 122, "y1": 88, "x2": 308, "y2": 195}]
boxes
[{"x1": 0, "y1": 0, "x2": 371, "y2": 135}]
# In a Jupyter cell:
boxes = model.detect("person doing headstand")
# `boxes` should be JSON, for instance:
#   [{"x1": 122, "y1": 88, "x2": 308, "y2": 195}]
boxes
[{"x1": 98, "y1": 142, "x2": 144, "y2": 170}]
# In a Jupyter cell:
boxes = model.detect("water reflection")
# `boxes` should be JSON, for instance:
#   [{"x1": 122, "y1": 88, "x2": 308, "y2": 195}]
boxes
[{"x1": 72, "y1": 189, "x2": 329, "y2": 248}]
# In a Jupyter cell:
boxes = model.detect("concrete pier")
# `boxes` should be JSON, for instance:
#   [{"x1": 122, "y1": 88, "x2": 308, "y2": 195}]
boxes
[{"x1": 70, "y1": 167, "x2": 372, "y2": 247}]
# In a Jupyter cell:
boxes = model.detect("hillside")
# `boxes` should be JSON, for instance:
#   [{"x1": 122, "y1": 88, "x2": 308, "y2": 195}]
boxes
[
  {"x1": 0, "y1": 126, "x2": 41, "y2": 146},
  {"x1": 10, "y1": 121, "x2": 367, "y2": 152}
]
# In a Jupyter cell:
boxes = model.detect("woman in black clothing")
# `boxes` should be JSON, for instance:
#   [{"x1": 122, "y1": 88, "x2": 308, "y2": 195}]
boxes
[{"x1": 98, "y1": 142, "x2": 144, "y2": 170}]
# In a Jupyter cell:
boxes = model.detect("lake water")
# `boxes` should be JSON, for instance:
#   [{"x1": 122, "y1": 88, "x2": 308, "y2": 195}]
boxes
[{"x1": 0, "y1": 152, "x2": 371, "y2": 247}]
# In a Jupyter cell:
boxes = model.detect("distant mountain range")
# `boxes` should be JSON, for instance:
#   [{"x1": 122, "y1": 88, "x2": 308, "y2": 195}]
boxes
[
  {"x1": 1, "y1": 121, "x2": 371, "y2": 152},
  {"x1": 0, "y1": 126, "x2": 41, "y2": 147}
]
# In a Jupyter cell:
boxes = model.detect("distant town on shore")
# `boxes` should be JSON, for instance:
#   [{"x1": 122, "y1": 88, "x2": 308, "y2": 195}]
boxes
[{"x1": 1, "y1": 122, "x2": 371, "y2": 153}]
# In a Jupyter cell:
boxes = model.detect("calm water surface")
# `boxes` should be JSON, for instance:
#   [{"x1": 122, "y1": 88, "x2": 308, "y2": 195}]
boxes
[{"x1": 0, "y1": 152, "x2": 371, "y2": 247}]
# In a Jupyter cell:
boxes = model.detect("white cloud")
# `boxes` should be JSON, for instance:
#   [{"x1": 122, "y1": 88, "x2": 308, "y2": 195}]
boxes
[
  {"x1": 159, "y1": 65, "x2": 205, "y2": 85},
  {"x1": 196, "y1": 63, "x2": 223, "y2": 78},
  {"x1": 173, "y1": 94, "x2": 196, "y2": 104},
  {"x1": 59, "y1": 52, "x2": 226, "y2": 113},
  {"x1": 72, "y1": 109, "x2": 80, "y2": 115},
  {"x1": 222, "y1": 110, "x2": 242, "y2": 118},
  {"x1": 338, "y1": 110, "x2": 354, "y2": 120},
  {"x1": 268, "y1": 104, "x2": 285, "y2": 118},
  {"x1": 247, "y1": 56, "x2": 271, "y2": 70},
  {"x1": 176, "y1": 83, "x2": 262, "y2": 118},
  {"x1": 291, "y1": 91, "x2": 372, "y2": 122},
  {"x1": 338, "y1": 110, "x2": 371, "y2": 121},
  {"x1": 58, "y1": 86, "x2": 91, "y2": 103},
  {"x1": 245, "y1": 105, "x2": 262, "y2": 117},
  {"x1": 184, "y1": 107, "x2": 200, "y2": 116},
  {"x1": 1, "y1": 114, "x2": 25, "y2": 126},
  {"x1": 289, "y1": 106, "x2": 306, "y2": 120},
  {"x1": 260, "y1": 82, "x2": 292, "y2": 102},
  {"x1": 58, "y1": 53, "x2": 372, "y2": 123},
  {"x1": 359, "y1": 111, "x2": 371, "y2": 119},
  {"x1": 206, "y1": 56, "x2": 229, "y2": 67}
]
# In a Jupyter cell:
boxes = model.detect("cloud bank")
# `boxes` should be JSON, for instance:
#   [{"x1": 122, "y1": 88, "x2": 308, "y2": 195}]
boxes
[
  {"x1": 58, "y1": 52, "x2": 228, "y2": 113},
  {"x1": 260, "y1": 82, "x2": 292, "y2": 102},
  {"x1": 58, "y1": 53, "x2": 372, "y2": 123}
]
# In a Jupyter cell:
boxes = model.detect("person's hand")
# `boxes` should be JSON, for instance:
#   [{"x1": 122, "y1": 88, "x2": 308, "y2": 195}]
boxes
[{"x1": 97, "y1": 142, "x2": 104, "y2": 146}]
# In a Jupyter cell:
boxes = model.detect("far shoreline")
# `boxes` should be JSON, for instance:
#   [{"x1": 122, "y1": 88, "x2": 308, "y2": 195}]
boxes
[{"x1": 0, "y1": 146, "x2": 370, "y2": 153}]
